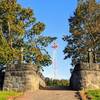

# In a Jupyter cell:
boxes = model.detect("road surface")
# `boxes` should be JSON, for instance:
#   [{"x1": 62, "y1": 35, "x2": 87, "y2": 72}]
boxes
[{"x1": 15, "y1": 90, "x2": 79, "y2": 100}]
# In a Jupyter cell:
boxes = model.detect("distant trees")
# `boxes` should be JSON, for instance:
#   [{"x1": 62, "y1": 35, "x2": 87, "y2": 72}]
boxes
[
  {"x1": 63, "y1": 1, "x2": 100, "y2": 65},
  {"x1": 45, "y1": 77, "x2": 69, "y2": 86},
  {"x1": 0, "y1": 0, "x2": 56, "y2": 70}
]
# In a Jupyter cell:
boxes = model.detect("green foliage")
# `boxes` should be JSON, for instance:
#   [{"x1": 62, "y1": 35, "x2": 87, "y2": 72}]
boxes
[
  {"x1": 0, "y1": 31, "x2": 13, "y2": 64},
  {"x1": 32, "y1": 22, "x2": 45, "y2": 35},
  {"x1": 0, "y1": 0, "x2": 56, "y2": 69},
  {"x1": 87, "y1": 90, "x2": 100, "y2": 100},
  {"x1": 0, "y1": 91, "x2": 22, "y2": 100},
  {"x1": 45, "y1": 78, "x2": 69, "y2": 86},
  {"x1": 63, "y1": 1, "x2": 100, "y2": 65}
]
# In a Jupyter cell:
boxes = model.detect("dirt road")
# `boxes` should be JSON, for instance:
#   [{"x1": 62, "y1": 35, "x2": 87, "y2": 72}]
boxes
[{"x1": 15, "y1": 90, "x2": 79, "y2": 100}]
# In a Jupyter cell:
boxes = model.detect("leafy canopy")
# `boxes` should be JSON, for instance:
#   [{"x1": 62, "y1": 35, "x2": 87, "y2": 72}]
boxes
[
  {"x1": 0, "y1": 0, "x2": 57, "y2": 69},
  {"x1": 63, "y1": 1, "x2": 100, "y2": 65}
]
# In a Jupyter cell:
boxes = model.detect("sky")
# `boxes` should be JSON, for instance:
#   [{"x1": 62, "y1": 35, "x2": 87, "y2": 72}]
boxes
[{"x1": 17, "y1": 0, "x2": 77, "y2": 80}]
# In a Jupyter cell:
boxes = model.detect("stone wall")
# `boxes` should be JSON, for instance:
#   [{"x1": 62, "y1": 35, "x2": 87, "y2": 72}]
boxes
[
  {"x1": 70, "y1": 63, "x2": 100, "y2": 90},
  {"x1": 3, "y1": 64, "x2": 46, "y2": 92}
]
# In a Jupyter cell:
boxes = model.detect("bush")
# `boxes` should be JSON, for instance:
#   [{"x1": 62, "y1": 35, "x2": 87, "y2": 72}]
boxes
[{"x1": 45, "y1": 77, "x2": 69, "y2": 86}]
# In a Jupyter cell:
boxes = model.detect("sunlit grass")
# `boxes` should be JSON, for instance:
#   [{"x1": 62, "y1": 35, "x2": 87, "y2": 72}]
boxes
[
  {"x1": 87, "y1": 90, "x2": 100, "y2": 100},
  {"x1": 0, "y1": 91, "x2": 22, "y2": 100}
]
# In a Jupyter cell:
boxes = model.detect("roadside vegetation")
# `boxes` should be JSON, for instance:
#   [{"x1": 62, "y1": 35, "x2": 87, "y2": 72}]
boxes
[
  {"x1": 87, "y1": 90, "x2": 100, "y2": 100},
  {"x1": 0, "y1": 91, "x2": 22, "y2": 100}
]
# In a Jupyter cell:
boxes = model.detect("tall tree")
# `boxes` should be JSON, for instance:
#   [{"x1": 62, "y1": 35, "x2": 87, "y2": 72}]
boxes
[
  {"x1": 0, "y1": 0, "x2": 56, "y2": 70},
  {"x1": 63, "y1": 0, "x2": 100, "y2": 65}
]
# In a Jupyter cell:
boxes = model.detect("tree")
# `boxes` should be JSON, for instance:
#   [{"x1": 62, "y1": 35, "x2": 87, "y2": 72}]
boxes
[
  {"x1": 63, "y1": 1, "x2": 100, "y2": 65},
  {"x1": 0, "y1": 0, "x2": 56, "y2": 70}
]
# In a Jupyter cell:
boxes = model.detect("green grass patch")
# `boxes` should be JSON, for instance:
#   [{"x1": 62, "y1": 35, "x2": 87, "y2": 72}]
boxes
[
  {"x1": 0, "y1": 91, "x2": 22, "y2": 100},
  {"x1": 87, "y1": 90, "x2": 100, "y2": 100}
]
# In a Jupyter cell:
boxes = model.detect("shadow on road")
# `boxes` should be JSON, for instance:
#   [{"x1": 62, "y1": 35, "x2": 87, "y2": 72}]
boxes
[{"x1": 75, "y1": 91, "x2": 82, "y2": 100}]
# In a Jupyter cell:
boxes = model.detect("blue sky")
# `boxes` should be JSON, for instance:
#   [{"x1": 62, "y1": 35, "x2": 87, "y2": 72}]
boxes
[{"x1": 18, "y1": 0, "x2": 77, "y2": 79}]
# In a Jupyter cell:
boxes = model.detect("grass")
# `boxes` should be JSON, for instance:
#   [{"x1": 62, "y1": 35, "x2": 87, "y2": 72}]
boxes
[
  {"x1": 0, "y1": 91, "x2": 22, "y2": 100},
  {"x1": 87, "y1": 90, "x2": 100, "y2": 100}
]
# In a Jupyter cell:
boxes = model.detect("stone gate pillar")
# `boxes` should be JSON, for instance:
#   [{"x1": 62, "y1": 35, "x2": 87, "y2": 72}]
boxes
[
  {"x1": 3, "y1": 64, "x2": 46, "y2": 92},
  {"x1": 70, "y1": 63, "x2": 100, "y2": 90}
]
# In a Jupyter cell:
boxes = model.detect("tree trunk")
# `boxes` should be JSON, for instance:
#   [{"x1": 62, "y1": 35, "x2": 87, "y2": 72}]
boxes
[
  {"x1": 19, "y1": 47, "x2": 23, "y2": 64},
  {"x1": 8, "y1": 21, "x2": 12, "y2": 48}
]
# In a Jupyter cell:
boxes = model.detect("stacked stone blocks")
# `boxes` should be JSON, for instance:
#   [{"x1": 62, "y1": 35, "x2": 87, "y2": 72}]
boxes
[{"x1": 3, "y1": 64, "x2": 46, "y2": 92}]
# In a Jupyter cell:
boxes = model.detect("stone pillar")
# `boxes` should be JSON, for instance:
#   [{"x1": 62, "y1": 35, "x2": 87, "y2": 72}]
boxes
[
  {"x1": 70, "y1": 63, "x2": 100, "y2": 90},
  {"x1": 3, "y1": 64, "x2": 46, "y2": 92}
]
